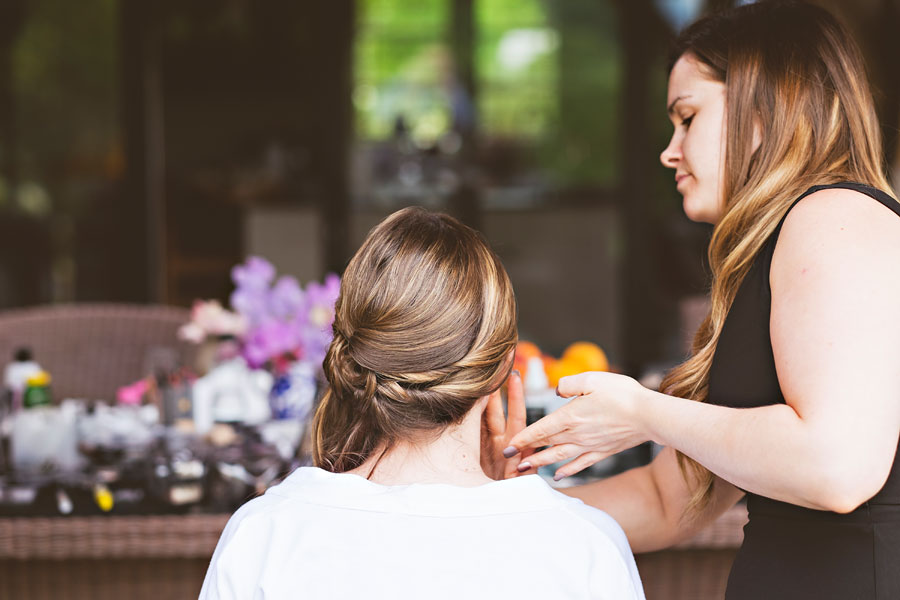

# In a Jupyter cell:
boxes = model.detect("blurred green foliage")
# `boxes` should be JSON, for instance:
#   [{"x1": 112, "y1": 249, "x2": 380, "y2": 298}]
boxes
[
  {"x1": 545, "y1": 0, "x2": 620, "y2": 185},
  {"x1": 476, "y1": 0, "x2": 556, "y2": 139},
  {"x1": 355, "y1": 0, "x2": 620, "y2": 186},
  {"x1": 354, "y1": 0, "x2": 449, "y2": 142}
]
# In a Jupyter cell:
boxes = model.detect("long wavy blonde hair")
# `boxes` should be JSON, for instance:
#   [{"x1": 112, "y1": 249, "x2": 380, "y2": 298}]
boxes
[
  {"x1": 658, "y1": 1, "x2": 895, "y2": 513},
  {"x1": 312, "y1": 207, "x2": 517, "y2": 474}
]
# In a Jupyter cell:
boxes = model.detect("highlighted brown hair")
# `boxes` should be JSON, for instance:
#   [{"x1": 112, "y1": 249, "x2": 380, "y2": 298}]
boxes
[{"x1": 312, "y1": 207, "x2": 517, "y2": 473}]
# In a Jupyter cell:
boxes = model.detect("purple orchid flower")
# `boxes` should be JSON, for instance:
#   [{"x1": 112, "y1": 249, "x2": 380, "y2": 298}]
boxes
[
  {"x1": 231, "y1": 256, "x2": 275, "y2": 291},
  {"x1": 227, "y1": 258, "x2": 340, "y2": 372},
  {"x1": 241, "y1": 319, "x2": 295, "y2": 368},
  {"x1": 301, "y1": 273, "x2": 341, "y2": 367},
  {"x1": 230, "y1": 287, "x2": 269, "y2": 324},
  {"x1": 269, "y1": 276, "x2": 306, "y2": 321},
  {"x1": 305, "y1": 273, "x2": 341, "y2": 326}
]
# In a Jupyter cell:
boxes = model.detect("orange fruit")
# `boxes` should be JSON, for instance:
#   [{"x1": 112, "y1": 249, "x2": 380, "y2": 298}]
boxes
[
  {"x1": 545, "y1": 357, "x2": 585, "y2": 387},
  {"x1": 541, "y1": 354, "x2": 556, "y2": 374},
  {"x1": 514, "y1": 341, "x2": 542, "y2": 379},
  {"x1": 515, "y1": 341, "x2": 541, "y2": 361},
  {"x1": 544, "y1": 360, "x2": 562, "y2": 388},
  {"x1": 562, "y1": 341, "x2": 609, "y2": 373}
]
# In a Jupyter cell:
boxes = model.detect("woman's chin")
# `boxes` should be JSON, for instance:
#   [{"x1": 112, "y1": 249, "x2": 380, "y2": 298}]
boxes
[{"x1": 682, "y1": 197, "x2": 719, "y2": 225}]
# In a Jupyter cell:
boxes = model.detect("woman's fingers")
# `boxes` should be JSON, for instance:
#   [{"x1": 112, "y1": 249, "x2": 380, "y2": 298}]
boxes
[
  {"x1": 504, "y1": 408, "x2": 569, "y2": 457},
  {"x1": 483, "y1": 374, "x2": 536, "y2": 480},
  {"x1": 556, "y1": 371, "x2": 601, "y2": 399},
  {"x1": 484, "y1": 388, "x2": 507, "y2": 438},
  {"x1": 506, "y1": 371, "x2": 526, "y2": 436},
  {"x1": 552, "y1": 451, "x2": 609, "y2": 481},
  {"x1": 514, "y1": 443, "x2": 581, "y2": 472},
  {"x1": 501, "y1": 371, "x2": 646, "y2": 478}
]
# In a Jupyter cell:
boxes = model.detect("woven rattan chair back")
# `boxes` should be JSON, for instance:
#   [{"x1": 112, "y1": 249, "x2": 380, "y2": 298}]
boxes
[{"x1": 0, "y1": 304, "x2": 193, "y2": 401}]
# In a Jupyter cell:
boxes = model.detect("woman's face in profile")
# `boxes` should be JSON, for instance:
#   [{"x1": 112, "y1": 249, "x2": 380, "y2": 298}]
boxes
[{"x1": 660, "y1": 54, "x2": 728, "y2": 225}]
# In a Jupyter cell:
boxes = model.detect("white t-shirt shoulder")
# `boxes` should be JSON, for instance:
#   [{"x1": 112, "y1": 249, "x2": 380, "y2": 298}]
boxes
[
  {"x1": 558, "y1": 493, "x2": 645, "y2": 599},
  {"x1": 199, "y1": 467, "x2": 645, "y2": 600}
]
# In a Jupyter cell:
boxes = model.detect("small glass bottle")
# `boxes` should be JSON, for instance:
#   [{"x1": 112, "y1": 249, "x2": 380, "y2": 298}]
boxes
[{"x1": 523, "y1": 357, "x2": 557, "y2": 425}]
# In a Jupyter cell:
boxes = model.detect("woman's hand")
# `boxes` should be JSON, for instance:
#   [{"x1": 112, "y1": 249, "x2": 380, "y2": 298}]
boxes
[
  {"x1": 503, "y1": 371, "x2": 652, "y2": 481},
  {"x1": 481, "y1": 371, "x2": 537, "y2": 480}
]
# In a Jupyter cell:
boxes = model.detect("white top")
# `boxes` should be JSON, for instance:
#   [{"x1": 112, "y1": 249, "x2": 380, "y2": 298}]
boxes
[{"x1": 199, "y1": 467, "x2": 645, "y2": 600}]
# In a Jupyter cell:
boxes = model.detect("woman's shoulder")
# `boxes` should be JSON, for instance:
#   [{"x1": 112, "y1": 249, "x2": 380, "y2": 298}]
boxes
[
  {"x1": 215, "y1": 488, "x2": 295, "y2": 546},
  {"x1": 549, "y1": 490, "x2": 645, "y2": 599},
  {"x1": 785, "y1": 183, "x2": 899, "y2": 223},
  {"x1": 773, "y1": 184, "x2": 900, "y2": 276},
  {"x1": 552, "y1": 489, "x2": 634, "y2": 550},
  {"x1": 198, "y1": 485, "x2": 299, "y2": 600},
  {"x1": 214, "y1": 469, "x2": 322, "y2": 543}
]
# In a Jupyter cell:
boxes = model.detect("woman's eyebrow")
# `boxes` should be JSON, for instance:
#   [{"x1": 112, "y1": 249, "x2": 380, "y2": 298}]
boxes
[{"x1": 667, "y1": 95, "x2": 692, "y2": 115}]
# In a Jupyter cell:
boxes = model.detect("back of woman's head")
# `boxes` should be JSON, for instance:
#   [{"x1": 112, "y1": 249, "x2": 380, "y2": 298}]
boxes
[
  {"x1": 313, "y1": 207, "x2": 517, "y2": 473},
  {"x1": 662, "y1": 1, "x2": 894, "y2": 513}
]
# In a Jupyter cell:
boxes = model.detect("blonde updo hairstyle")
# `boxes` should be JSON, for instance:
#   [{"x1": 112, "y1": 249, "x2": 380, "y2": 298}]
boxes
[
  {"x1": 312, "y1": 207, "x2": 517, "y2": 473},
  {"x1": 659, "y1": 0, "x2": 895, "y2": 513}
]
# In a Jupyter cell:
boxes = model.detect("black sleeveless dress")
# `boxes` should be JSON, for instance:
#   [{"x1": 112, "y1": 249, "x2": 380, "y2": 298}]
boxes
[{"x1": 707, "y1": 182, "x2": 900, "y2": 600}]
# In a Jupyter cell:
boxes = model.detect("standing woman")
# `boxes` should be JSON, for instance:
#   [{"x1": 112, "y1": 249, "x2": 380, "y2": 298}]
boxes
[{"x1": 502, "y1": 2, "x2": 900, "y2": 598}]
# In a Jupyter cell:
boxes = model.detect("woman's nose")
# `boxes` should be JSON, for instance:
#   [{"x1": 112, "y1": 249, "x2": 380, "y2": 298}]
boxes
[{"x1": 660, "y1": 135, "x2": 681, "y2": 168}]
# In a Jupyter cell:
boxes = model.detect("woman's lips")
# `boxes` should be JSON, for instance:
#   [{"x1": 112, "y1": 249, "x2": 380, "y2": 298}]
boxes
[{"x1": 675, "y1": 173, "x2": 691, "y2": 190}]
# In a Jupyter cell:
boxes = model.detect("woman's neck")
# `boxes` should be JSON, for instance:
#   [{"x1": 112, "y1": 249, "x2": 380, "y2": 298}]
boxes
[{"x1": 347, "y1": 406, "x2": 492, "y2": 487}]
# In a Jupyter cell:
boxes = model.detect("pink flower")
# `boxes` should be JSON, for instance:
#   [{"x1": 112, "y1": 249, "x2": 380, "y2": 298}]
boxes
[
  {"x1": 178, "y1": 322, "x2": 206, "y2": 344},
  {"x1": 117, "y1": 378, "x2": 149, "y2": 405},
  {"x1": 178, "y1": 300, "x2": 247, "y2": 342}
]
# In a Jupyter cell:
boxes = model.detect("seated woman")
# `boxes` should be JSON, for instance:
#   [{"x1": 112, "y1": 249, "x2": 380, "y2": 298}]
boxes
[{"x1": 199, "y1": 207, "x2": 644, "y2": 600}]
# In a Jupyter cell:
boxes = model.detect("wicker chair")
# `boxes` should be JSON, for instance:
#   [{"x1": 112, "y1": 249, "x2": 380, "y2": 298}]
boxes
[{"x1": 0, "y1": 304, "x2": 193, "y2": 402}]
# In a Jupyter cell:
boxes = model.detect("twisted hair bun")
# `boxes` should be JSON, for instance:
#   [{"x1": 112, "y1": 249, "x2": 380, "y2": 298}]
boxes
[{"x1": 313, "y1": 207, "x2": 517, "y2": 473}]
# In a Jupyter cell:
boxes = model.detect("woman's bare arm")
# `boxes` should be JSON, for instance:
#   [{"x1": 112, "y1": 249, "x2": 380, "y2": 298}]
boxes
[
  {"x1": 509, "y1": 189, "x2": 900, "y2": 514},
  {"x1": 641, "y1": 189, "x2": 900, "y2": 512},
  {"x1": 562, "y1": 447, "x2": 744, "y2": 552}
]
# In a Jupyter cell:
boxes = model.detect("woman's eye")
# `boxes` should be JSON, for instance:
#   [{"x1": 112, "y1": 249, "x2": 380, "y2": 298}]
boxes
[{"x1": 681, "y1": 115, "x2": 694, "y2": 128}]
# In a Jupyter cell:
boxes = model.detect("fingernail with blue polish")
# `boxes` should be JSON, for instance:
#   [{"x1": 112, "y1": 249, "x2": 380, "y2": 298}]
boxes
[
  {"x1": 517, "y1": 462, "x2": 532, "y2": 473},
  {"x1": 553, "y1": 473, "x2": 564, "y2": 482},
  {"x1": 511, "y1": 370, "x2": 521, "y2": 378},
  {"x1": 502, "y1": 446, "x2": 518, "y2": 458}
]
